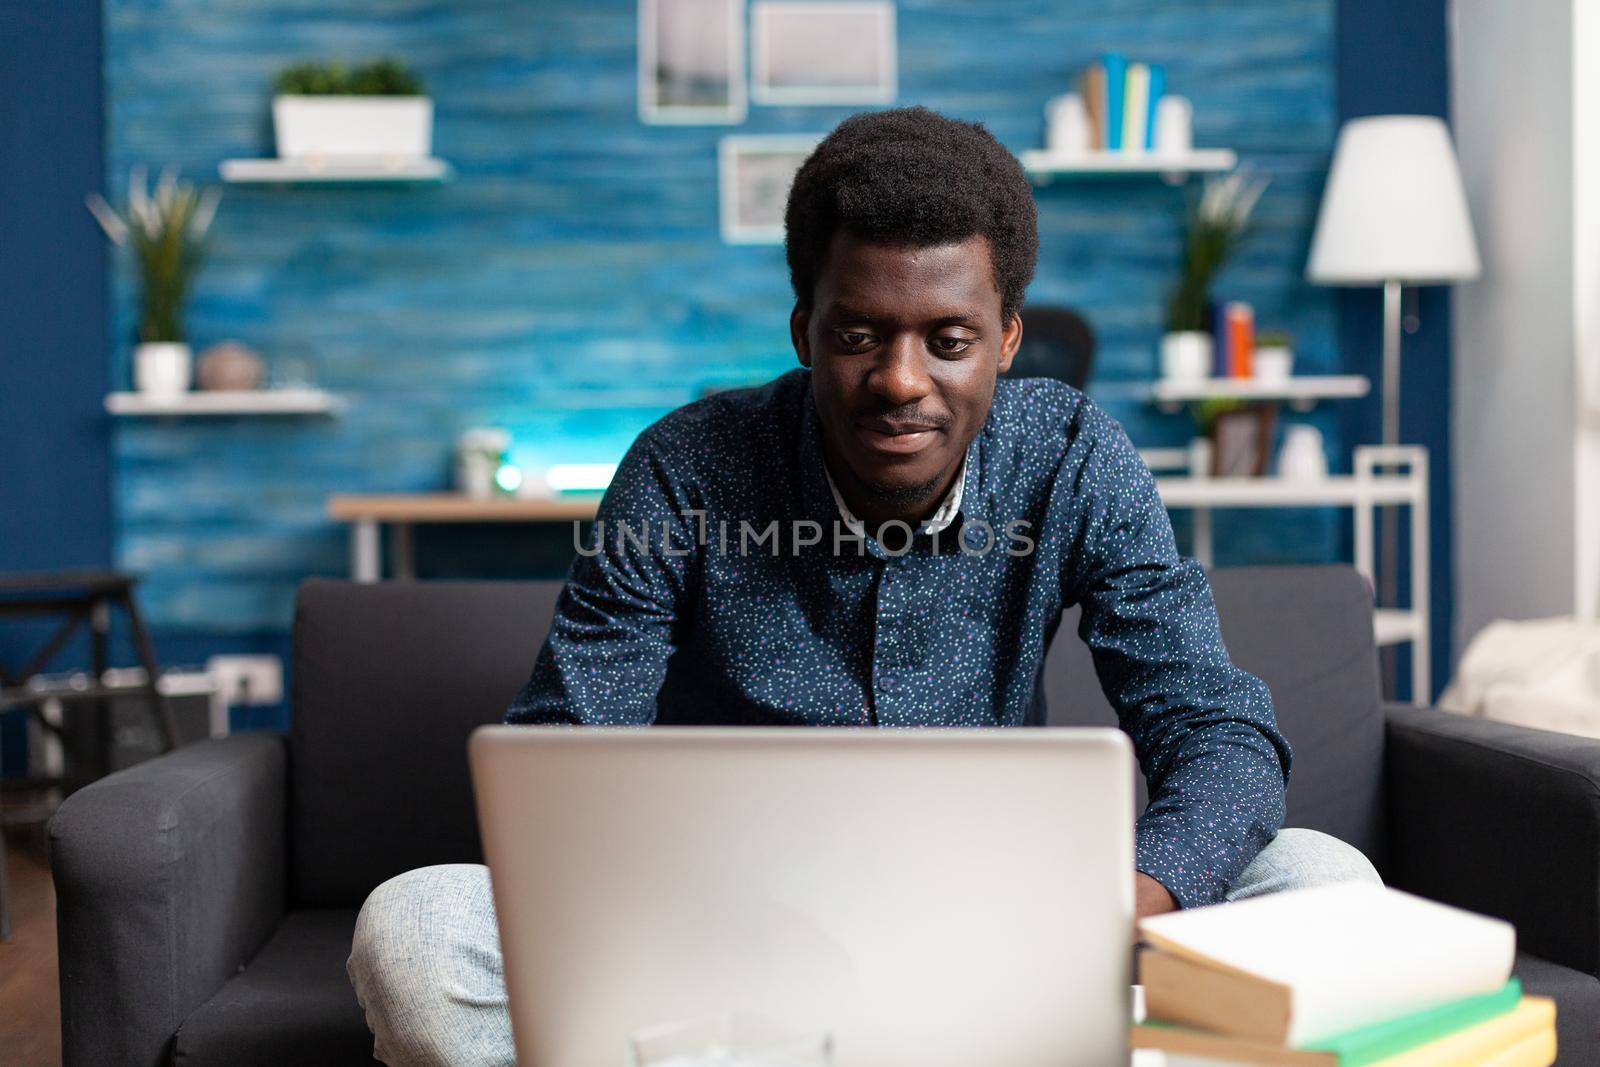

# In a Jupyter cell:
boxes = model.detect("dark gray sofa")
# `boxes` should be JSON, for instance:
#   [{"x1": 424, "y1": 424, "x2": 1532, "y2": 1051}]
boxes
[{"x1": 50, "y1": 565, "x2": 1600, "y2": 1064}]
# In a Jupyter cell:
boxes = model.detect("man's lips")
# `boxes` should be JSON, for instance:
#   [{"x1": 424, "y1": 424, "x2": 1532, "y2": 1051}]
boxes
[{"x1": 854, "y1": 417, "x2": 946, "y2": 455}]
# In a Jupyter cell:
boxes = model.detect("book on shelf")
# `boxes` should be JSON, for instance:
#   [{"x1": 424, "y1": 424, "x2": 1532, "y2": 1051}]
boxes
[
  {"x1": 1080, "y1": 62, "x2": 1107, "y2": 151},
  {"x1": 1144, "y1": 63, "x2": 1166, "y2": 150},
  {"x1": 1123, "y1": 62, "x2": 1150, "y2": 153},
  {"x1": 1072, "y1": 56, "x2": 1172, "y2": 154},
  {"x1": 1101, "y1": 51, "x2": 1127, "y2": 150}
]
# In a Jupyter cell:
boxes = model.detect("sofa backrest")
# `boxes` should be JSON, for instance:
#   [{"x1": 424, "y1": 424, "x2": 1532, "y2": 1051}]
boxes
[
  {"x1": 1043, "y1": 564, "x2": 1385, "y2": 864},
  {"x1": 290, "y1": 564, "x2": 1385, "y2": 906},
  {"x1": 290, "y1": 579, "x2": 559, "y2": 906}
]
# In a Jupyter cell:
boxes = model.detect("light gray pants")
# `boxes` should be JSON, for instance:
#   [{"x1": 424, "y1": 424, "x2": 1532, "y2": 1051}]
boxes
[{"x1": 347, "y1": 828, "x2": 1380, "y2": 1066}]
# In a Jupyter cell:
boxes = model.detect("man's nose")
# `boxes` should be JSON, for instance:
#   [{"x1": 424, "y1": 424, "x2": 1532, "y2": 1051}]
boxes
[{"x1": 866, "y1": 333, "x2": 932, "y2": 407}]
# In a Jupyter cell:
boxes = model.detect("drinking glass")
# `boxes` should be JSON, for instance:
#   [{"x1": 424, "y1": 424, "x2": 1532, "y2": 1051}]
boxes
[{"x1": 626, "y1": 1011, "x2": 833, "y2": 1067}]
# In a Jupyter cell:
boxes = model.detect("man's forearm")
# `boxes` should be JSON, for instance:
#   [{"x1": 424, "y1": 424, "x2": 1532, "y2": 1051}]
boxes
[{"x1": 1135, "y1": 724, "x2": 1286, "y2": 908}]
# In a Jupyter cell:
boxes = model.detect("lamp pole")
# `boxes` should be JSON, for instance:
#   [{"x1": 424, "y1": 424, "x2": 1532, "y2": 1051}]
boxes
[{"x1": 1380, "y1": 278, "x2": 1402, "y2": 697}]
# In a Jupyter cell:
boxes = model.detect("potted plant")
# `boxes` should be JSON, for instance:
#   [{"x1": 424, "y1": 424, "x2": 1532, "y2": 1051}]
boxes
[
  {"x1": 272, "y1": 58, "x2": 431, "y2": 161},
  {"x1": 86, "y1": 167, "x2": 221, "y2": 396},
  {"x1": 1253, "y1": 329, "x2": 1295, "y2": 381},
  {"x1": 1161, "y1": 170, "x2": 1268, "y2": 381}
]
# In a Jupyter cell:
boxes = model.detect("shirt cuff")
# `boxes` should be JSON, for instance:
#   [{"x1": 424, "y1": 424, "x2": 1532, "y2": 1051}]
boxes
[{"x1": 1135, "y1": 815, "x2": 1264, "y2": 910}]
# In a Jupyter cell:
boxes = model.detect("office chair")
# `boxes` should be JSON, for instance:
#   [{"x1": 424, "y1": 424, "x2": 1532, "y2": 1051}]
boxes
[{"x1": 1009, "y1": 305, "x2": 1096, "y2": 390}]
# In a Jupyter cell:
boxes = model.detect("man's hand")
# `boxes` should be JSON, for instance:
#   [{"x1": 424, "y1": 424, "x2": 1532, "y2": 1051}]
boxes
[{"x1": 1135, "y1": 872, "x2": 1177, "y2": 920}]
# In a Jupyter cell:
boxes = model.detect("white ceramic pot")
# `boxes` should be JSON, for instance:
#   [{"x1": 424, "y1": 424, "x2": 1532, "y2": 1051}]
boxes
[
  {"x1": 133, "y1": 342, "x2": 193, "y2": 397},
  {"x1": 1253, "y1": 345, "x2": 1294, "y2": 382},
  {"x1": 1277, "y1": 424, "x2": 1329, "y2": 480},
  {"x1": 273, "y1": 95, "x2": 433, "y2": 160},
  {"x1": 1160, "y1": 331, "x2": 1214, "y2": 382}
]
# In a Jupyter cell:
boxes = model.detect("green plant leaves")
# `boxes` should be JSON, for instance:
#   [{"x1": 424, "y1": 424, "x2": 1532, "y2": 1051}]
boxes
[{"x1": 274, "y1": 58, "x2": 425, "y2": 96}]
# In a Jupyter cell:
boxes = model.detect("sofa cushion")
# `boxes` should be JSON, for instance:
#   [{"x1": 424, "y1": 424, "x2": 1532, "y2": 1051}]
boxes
[
  {"x1": 1513, "y1": 951, "x2": 1600, "y2": 1065},
  {"x1": 291, "y1": 580, "x2": 562, "y2": 907},
  {"x1": 1044, "y1": 565, "x2": 1386, "y2": 866},
  {"x1": 174, "y1": 909, "x2": 370, "y2": 1067}
]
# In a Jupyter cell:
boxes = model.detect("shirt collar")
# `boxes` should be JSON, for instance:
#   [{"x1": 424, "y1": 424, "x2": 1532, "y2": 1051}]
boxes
[{"x1": 822, "y1": 453, "x2": 969, "y2": 538}]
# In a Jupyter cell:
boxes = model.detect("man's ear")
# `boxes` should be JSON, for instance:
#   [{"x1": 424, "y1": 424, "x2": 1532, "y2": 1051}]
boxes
[
  {"x1": 791, "y1": 305, "x2": 813, "y2": 368},
  {"x1": 996, "y1": 309, "x2": 1023, "y2": 374}
]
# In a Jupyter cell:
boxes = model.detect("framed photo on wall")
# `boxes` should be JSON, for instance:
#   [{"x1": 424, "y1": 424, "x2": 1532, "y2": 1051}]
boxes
[
  {"x1": 638, "y1": 0, "x2": 747, "y2": 124},
  {"x1": 750, "y1": 1, "x2": 897, "y2": 106},
  {"x1": 718, "y1": 135, "x2": 821, "y2": 243}
]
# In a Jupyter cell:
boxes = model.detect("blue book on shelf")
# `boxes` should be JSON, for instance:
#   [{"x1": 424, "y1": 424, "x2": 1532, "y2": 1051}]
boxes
[
  {"x1": 1209, "y1": 298, "x2": 1228, "y2": 376},
  {"x1": 1145, "y1": 64, "x2": 1166, "y2": 149},
  {"x1": 1101, "y1": 52, "x2": 1126, "y2": 150}
]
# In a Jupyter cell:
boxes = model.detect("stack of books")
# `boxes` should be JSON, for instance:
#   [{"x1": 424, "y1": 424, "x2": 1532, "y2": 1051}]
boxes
[
  {"x1": 1132, "y1": 884, "x2": 1556, "y2": 1066},
  {"x1": 1078, "y1": 53, "x2": 1166, "y2": 152}
]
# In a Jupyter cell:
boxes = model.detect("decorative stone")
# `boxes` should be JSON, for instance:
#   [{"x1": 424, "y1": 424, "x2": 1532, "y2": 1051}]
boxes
[{"x1": 195, "y1": 341, "x2": 265, "y2": 391}]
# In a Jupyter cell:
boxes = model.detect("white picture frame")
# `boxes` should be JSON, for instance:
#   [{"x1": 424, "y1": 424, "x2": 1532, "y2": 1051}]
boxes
[
  {"x1": 638, "y1": 0, "x2": 747, "y2": 125},
  {"x1": 750, "y1": 1, "x2": 897, "y2": 106},
  {"x1": 718, "y1": 135, "x2": 821, "y2": 244}
]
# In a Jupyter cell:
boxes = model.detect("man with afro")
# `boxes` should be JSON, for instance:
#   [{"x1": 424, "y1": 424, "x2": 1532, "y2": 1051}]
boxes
[{"x1": 347, "y1": 106, "x2": 1380, "y2": 1067}]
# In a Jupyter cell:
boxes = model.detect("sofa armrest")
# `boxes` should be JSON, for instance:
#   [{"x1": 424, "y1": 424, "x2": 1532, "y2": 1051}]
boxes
[
  {"x1": 1385, "y1": 704, "x2": 1600, "y2": 976},
  {"x1": 49, "y1": 732, "x2": 288, "y2": 1067}
]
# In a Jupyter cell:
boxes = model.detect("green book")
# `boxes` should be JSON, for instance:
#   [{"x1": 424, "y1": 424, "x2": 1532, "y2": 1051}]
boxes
[
  {"x1": 1134, "y1": 979, "x2": 1524, "y2": 1066},
  {"x1": 1306, "y1": 978, "x2": 1523, "y2": 1064}
]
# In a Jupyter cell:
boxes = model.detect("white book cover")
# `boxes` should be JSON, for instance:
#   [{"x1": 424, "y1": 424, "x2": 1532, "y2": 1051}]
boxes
[
  {"x1": 1138, "y1": 883, "x2": 1515, "y2": 1046},
  {"x1": 1123, "y1": 63, "x2": 1150, "y2": 154}
]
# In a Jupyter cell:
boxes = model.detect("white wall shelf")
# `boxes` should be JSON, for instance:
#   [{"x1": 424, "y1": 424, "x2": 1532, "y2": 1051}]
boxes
[
  {"x1": 1148, "y1": 444, "x2": 1432, "y2": 701},
  {"x1": 1153, "y1": 472, "x2": 1418, "y2": 508},
  {"x1": 219, "y1": 157, "x2": 453, "y2": 184},
  {"x1": 1148, "y1": 374, "x2": 1371, "y2": 412},
  {"x1": 1373, "y1": 608, "x2": 1423, "y2": 648},
  {"x1": 105, "y1": 389, "x2": 345, "y2": 416},
  {"x1": 1020, "y1": 148, "x2": 1237, "y2": 184}
]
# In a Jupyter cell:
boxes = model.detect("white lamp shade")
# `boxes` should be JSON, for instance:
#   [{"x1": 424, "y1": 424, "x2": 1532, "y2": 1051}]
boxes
[{"x1": 1307, "y1": 115, "x2": 1481, "y2": 285}]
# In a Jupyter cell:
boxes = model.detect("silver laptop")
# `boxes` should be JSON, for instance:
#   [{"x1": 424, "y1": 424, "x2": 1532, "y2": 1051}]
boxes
[{"x1": 470, "y1": 726, "x2": 1135, "y2": 1066}]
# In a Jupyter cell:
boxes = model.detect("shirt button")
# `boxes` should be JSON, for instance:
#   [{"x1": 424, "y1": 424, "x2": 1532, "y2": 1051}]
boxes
[{"x1": 877, "y1": 673, "x2": 897, "y2": 692}]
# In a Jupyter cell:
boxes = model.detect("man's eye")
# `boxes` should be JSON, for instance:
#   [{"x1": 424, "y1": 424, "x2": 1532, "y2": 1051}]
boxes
[
  {"x1": 837, "y1": 331, "x2": 874, "y2": 349},
  {"x1": 932, "y1": 336, "x2": 974, "y2": 354}
]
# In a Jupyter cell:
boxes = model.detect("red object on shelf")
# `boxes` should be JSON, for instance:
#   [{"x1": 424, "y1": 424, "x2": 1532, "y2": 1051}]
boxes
[{"x1": 1224, "y1": 301, "x2": 1254, "y2": 377}]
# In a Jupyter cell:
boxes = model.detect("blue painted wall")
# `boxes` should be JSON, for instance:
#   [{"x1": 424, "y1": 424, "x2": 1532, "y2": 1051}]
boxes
[
  {"x1": 103, "y1": 0, "x2": 1347, "y2": 671},
  {"x1": 0, "y1": 1, "x2": 113, "y2": 771},
  {"x1": 0, "y1": 1, "x2": 111, "y2": 584}
]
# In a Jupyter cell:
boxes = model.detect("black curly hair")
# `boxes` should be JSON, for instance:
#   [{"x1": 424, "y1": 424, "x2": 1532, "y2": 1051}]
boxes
[{"x1": 784, "y1": 106, "x2": 1038, "y2": 321}]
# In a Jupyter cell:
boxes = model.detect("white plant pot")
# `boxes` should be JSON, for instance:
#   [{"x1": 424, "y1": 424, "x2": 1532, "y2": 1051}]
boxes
[
  {"x1": 273, "y1": 95, "x2": 433, "y2": 160},
  {"x1": 1253, "y1": 345, "x2": 1294, "y2": 382},
  {"x1": 134, "y1": 342, "x2": 193, "y2": 396},
  {"x1": 1160, "y1": 330, "x2": 1214, "y2": 382}
]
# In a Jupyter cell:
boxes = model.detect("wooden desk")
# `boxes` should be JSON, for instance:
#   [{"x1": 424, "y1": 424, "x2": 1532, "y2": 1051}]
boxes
[{"x1": 327, "y1": 494, "x2": 601, "y2": 582}]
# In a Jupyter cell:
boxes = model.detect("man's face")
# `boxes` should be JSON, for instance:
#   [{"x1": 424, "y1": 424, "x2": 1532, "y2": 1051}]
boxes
[{"x1": 792, "y1": 231, "x2": 1022, "y2": 521}]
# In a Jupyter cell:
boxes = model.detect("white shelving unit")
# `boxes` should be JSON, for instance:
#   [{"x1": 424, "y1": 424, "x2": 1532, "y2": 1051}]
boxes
[
  {"x1": 219, "y1": 158, "x2": 453, "y2": 183},
  {"x1": 105, "y1": 389, "x2": 345, "y2": 416},
  {"x1": 1149, "y1": 374, "x2": 1371, "y2": 413},
  {"x1": 1020, "y1": 148, "x2": 1238, "y2": 184},
  {"x1": 1149, "y1": 445, "x2": 1432, "y2": 702}
]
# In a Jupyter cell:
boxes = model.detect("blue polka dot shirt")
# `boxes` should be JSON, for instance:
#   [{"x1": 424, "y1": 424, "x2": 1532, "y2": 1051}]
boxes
[{"x1": 508, "y1": 368, "x2": 1292, "y2": 907}]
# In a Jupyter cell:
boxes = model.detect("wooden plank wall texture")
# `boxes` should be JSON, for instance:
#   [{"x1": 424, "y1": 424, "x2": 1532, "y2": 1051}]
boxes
[{"x1": 103, "y1": 0, "x2": 1340, "y2": 633}]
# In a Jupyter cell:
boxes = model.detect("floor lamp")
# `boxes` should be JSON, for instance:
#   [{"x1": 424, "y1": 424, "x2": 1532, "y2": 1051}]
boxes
[{"x1": 1306, "y1": 115, "x2": 1480, "y2": 699}]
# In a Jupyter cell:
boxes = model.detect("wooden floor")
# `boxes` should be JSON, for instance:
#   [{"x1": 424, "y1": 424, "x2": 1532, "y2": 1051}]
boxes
[{"x1": 0, "y1": 837, "x2": 61, "y2": 1067}]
